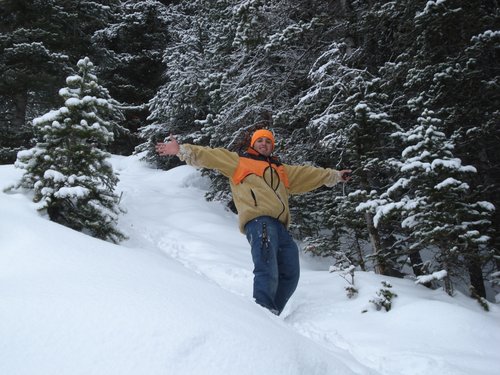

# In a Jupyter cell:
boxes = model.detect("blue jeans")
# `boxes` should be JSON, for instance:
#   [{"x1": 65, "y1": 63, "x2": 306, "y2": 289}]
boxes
[{"x1": 245, "y1": 216, "x2": 300, "y2": 315}]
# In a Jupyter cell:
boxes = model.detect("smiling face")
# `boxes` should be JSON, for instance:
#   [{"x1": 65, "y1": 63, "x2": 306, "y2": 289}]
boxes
[{"x1": 253, "y1": 137, "x2": 274, "y2": 156}]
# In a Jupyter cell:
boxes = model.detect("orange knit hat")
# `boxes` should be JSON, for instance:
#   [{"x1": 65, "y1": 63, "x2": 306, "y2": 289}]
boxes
[{"x1": 251, "y1": 129, "x2": 275, "y2": 149}]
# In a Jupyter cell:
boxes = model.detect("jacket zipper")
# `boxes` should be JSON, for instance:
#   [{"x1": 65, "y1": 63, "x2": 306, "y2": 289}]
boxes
[{"x1": 265, "y1": 161, "x2": 286, "y2": 220}]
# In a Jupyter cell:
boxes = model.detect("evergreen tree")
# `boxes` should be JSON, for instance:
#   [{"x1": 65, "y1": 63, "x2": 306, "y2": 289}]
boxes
[
  {"x1": 288, "y1": 40, "x2": 402, "y2": 274},
  {"x1": 431, "y1": 28, "x2": 500, "y2": 256},
  {"x1": 0, "y1": 0, "x2": 70, "y2": 162},
  {"x1": 0, "y1": 0, "x2": 121, "y2": 163},
  {"x1": 139, "y1": 0, "x2": 234, "y2": 168},
  {"x1": 14, "y1": 58, "x2": 126, "y2": 243},
  {"x1": 350, "y1": 0, "x2": 426, "y2": 72},
  {"x1": 92, "y1": 0, "x2": 171, "y2": 154},
  {"x1": 375, "y1": 110, "x2": 494, "y2": 296},
  {"x1": 399, "y1": 0, "x2": 500, "y2": 290},
  {"x1": 456, "y1": 28, "x2": 500, "y2": 275}
]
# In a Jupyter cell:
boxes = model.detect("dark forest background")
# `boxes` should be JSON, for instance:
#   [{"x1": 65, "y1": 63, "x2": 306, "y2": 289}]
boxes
[{"x1": 1, "y1": 0, "x2": 499, "y2": 302}]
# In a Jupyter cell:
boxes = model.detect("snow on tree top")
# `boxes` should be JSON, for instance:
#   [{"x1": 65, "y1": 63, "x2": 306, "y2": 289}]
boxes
[
  {"x1": 77, "y1": 57, "x2": 94, "y2": 68},
  {"x1": 354, "y1": 103, "x2": 369, "y2": 112}
]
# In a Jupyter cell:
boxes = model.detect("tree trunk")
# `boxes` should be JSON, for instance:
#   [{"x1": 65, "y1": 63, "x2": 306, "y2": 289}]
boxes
[
  {"x1": 365, "y1": 211, "x2": 386, "y2": 274},
  {"x1": 444, "y1": 275, "x2": 454, "y2": 296},
  {"x1": 467, "y1": 256, "x2": 486, "y2": 298},
  {"x1": 13, "y1": 90, "x2": 28, "y2": 129},
  {"x1": 409, "y1": 250, "x2": 425, "y2": 277},
  {"x1": 354, "y1": 233, "x2": 366, "y2": 271}
]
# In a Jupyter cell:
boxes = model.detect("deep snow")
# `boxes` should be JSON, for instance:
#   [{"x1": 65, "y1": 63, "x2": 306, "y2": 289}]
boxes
[{"x1": 1, "y1": 154, "x2": 499, "y2": 375}]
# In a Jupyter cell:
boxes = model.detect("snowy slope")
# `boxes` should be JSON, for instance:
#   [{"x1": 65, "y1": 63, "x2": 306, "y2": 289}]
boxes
[{"x1": 1, "y1": 154, "x2": 499, "y2": 375}]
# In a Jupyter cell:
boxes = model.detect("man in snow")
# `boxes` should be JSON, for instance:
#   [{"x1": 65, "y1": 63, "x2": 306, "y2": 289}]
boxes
[{"x1": 156, "y1": 129, "x2": 351, "y2": 315}]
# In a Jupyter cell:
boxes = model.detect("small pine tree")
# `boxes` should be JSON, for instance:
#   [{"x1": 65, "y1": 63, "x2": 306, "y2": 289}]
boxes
[
  {"x1": 328, "y1": 252, "x2": 359, "y2": 299},
  {"x1": 370, "y1": 281, "x2": 398, "y2": 312},
  {"x1": 15, "y1": 57, "x2": 126, "y2": 243}
]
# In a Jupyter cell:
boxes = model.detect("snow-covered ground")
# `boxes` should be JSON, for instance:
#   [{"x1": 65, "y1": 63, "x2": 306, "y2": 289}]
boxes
[{"x1": 1, "y1": 154, "x2": 499, "y2": 375}]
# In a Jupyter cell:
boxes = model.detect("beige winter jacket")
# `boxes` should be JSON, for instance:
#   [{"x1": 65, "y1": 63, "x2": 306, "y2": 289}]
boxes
[{"x1": 178, "y1": 144, "x2": 342, "y2": 233}]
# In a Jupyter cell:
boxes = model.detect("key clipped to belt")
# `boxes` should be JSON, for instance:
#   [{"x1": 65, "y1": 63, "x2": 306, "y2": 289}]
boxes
[{"x1": 261, "y1": 222, "x2": 269, "y2": 249}]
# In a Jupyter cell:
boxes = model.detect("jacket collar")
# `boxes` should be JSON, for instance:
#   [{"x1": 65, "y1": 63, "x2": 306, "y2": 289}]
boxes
[{"x1": 240, "y1": 147, "x2": 282, "y2": 166}]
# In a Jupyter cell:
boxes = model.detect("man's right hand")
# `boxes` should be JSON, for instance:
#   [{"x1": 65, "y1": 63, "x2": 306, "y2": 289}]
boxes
[
  {"x1": 155, "y1": 135, "x2": 180, "y2": 156},
  {"x1": 339, "y1": 169, "x2": 352, "y2": 182}
]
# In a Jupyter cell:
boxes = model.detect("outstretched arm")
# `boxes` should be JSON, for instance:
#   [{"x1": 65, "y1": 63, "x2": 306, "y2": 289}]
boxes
[
  {"x1": 155, "y1": 135, "x2": 239, "y2": 178},
  {"x1": 285, "y1": 164, "x2": 352, "y2": 194}
]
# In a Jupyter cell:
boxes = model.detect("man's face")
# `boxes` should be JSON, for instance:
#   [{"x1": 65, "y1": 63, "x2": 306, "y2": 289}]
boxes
[{"x1": 253, "y1": 137, "x2": 273, "y2": 156}]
